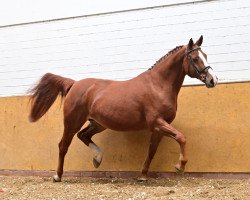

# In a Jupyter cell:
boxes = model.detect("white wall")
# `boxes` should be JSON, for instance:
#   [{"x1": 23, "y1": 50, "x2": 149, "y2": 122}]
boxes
[
  {"x1": 0, "y1": 0, "x2": 250, "y2": 96},
  {"x1": 0, "y1": 0, "x2": 203, "y2": 26}
]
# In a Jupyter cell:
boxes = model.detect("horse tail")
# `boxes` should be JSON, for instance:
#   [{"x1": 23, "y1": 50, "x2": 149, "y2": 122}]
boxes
[{"x1": 28, "y1": 73, "x2": 75, "y2": 122}]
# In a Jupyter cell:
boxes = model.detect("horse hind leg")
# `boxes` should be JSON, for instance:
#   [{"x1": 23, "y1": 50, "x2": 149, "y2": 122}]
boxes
[
  {"x1": 77, "y1": 119, "x2": 106, "y2": 168},
  {"x1": 53, "y1": 129, "x2": 75, "y2": 182},
  {"x1": 53, "y1": 117, "x2": 88, "y2": 182},
  {"x1": 53, "y1": 105, "x2": 88, "y2": 182}
]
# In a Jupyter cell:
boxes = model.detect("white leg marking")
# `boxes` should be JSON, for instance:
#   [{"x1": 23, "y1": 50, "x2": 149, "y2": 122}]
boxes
[
  {"x1": 89, "y1": 143, "x2": 103, "y2": 163},
  {"x1": 53, "y1": 174, "x2": 61, "y2": 182}
]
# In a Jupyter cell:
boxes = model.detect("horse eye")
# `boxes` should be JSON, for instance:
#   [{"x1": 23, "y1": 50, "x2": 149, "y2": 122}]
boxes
[{"x1": 193, "y1": 57, "x2": 199, "y2": 62}]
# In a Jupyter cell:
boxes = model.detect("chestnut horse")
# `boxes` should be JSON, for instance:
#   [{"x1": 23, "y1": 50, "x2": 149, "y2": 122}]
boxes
[{"x1": 29, "y1": 36, "x2": 218, "y2": 182}]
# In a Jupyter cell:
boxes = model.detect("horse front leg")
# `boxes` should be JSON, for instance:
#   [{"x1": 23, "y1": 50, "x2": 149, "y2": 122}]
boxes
[
  {"x1": 140, "y1": 132, "x2": 163, "y2": 180},
  {"x1": 153, "y1": 118, "x2": 188, "y2": 173}
]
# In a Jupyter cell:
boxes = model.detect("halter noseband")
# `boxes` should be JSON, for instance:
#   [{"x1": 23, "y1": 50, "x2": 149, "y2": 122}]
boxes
[{"x1": 186, "y1": 47, "x2": 212, "y2": 80}]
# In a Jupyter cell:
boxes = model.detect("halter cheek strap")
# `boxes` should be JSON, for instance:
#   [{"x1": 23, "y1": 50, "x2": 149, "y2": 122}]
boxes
[{"x1": 186, "y1": 47, "x2": 212, "y2": 80}]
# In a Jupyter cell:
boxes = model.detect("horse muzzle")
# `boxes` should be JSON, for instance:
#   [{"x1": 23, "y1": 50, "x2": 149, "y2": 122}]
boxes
[{"x1": 205, "y1": 69, "x2": 218, "y2": 88}]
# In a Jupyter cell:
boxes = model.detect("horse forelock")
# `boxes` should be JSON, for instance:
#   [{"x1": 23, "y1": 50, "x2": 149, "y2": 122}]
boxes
[{"x1": 149, "y1": 45, "x2": 184, "y2": 70}]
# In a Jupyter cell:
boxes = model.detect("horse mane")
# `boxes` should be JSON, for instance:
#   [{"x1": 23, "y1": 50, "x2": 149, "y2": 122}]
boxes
[{"x1": 148, "y1": 45, "x2": 184, "y2": 70}]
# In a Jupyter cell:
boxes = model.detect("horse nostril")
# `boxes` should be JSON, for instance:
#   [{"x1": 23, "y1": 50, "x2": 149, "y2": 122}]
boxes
[{"x1": 210, "y1": 79, "x2": 214, "y2": 86}]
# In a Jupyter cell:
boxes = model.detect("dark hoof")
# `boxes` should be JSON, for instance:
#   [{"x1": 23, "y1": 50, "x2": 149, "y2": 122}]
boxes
[
  {"x1": 93, "y1": 157, "x2": 101, "y2": 168},
  {"x1": 174, "y1": 166, "x2": 184, "y2": 175}
]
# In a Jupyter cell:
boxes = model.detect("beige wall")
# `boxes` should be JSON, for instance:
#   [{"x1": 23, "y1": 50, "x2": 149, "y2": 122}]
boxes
[{"x1": 0, "y1": 83, "x2": 249, "y2": 172}]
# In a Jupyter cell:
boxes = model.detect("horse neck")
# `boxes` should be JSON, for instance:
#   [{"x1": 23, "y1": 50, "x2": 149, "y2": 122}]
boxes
[{"x1": 150, "y1": 46, "x2": 186, "y2": 95}]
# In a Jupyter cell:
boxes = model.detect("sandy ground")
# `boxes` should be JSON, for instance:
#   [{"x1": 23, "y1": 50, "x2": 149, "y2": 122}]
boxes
[{"x1": 0, "y1": 175, "x2": 249, "y2": 200}]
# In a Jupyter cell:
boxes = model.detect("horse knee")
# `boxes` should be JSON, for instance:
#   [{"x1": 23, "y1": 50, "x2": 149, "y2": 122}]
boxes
[{"x1": 176, "y1": 135, "x2": 186, "y2": 145}]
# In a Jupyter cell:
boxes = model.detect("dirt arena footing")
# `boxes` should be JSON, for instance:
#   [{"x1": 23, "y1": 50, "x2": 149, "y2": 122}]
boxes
[{"x1": 0, "y1": 170, "x2": 249, "y2": 179}]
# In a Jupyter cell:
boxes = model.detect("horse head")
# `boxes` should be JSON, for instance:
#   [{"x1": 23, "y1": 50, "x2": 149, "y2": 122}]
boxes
[{"x1": 183, "y1": 35, "x2": 218, "y2": 88}]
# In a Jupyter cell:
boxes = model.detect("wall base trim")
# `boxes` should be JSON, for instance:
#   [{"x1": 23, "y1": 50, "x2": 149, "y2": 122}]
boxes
[{"x1": 0, "y1": 170, "x2": 249, "y2": 179}]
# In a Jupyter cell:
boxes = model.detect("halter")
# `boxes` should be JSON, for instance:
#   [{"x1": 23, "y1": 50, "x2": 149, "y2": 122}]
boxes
[{"x1": 186, "y1": 47, "x2": 212, "y2": 80}]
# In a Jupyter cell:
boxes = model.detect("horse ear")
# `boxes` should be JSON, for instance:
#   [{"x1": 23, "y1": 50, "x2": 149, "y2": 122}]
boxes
[
  {"x1": 188, "y1": 38, "x2": 194, "y2": 50},
  {"x1": 195, "y1": 35, "x2": 203, "y2": 46}
]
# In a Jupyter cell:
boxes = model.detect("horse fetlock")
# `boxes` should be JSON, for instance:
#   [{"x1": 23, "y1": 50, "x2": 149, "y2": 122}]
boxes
[
  {"x1": 179, "y1": 154, "x2": 188, "y2": 165},
  {"x1": 139, "y1": 170, "x2": 149, "y2": 182},
  {"x1": 181, "y1": 159, "x2": 188, "y2": 166},
  {"x1": 141, "y1": 169, "x2": 148, "y2": 176}
]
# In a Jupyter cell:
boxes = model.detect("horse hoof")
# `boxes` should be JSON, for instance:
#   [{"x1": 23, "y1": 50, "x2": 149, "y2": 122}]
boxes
[
  {"x1": 174, "y1": 166, "x2": 184, "y2": 175},
  {"x1": 93, "y1": 157, "x2": 101, "y2": 168},
  {"x1": 52, "y1": 175, "x2": 61, "y2": 182},
  {"x1": 137, "y1": 176, "x2": 148, "y2": 182}
]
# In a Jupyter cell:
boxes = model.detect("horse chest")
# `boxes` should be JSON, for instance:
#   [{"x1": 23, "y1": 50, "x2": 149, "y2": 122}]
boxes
[
  {"x1": 159, "y1": 101, "x2": 176, "y2": 116},
  {"x1": 148, "y1": 97, "x2": 177, "y2": 123}
]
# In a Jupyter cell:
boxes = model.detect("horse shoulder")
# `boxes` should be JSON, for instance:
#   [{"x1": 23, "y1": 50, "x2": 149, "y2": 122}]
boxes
[{"x1": 143, "y1": 87, "x2": 178, "y2": 128}]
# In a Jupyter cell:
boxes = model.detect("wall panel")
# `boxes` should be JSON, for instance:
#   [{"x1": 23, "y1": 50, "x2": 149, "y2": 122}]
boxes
[
  {"x1": 0, "y1": 83, "x2": 249, "y2": 172},
  {"x1": 0, "y1": 0, "x2": 250, "y2": 96}
]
